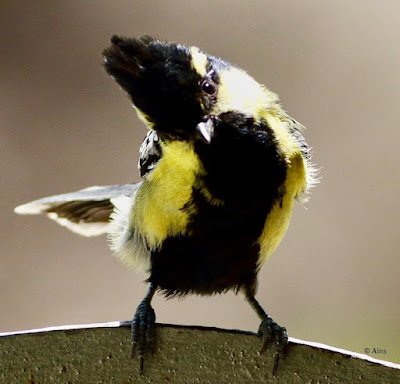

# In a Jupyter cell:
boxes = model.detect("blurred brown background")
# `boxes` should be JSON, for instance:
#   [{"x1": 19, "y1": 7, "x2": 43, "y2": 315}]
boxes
[{"x1": 1, "y1": 0, "x2": 399, "y2": 364}]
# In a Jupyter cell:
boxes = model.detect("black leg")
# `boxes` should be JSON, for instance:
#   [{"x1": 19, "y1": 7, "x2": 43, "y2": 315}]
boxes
[
  {"x1": 131, "y1": 283, "x2": 157, "y2": 375},
  {"x1": 245, "y1": 289, "x2": 288, "y2": 376}
]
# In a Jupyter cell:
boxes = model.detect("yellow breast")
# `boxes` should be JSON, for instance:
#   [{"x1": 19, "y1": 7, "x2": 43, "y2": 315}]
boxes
[{"x1": 130, "y1": 140, "x2": 201, "y2": 249}]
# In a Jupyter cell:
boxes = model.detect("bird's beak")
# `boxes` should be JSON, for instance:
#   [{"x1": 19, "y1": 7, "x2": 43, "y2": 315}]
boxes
[{"x1": 196, "y1": 117, "x2": 214, "y2": 144}]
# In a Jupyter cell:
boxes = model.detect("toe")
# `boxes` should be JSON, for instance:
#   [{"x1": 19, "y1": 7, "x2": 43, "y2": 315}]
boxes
[
  {"x1": 130, "y1": 298, "x2": 156, "y2": 374},
  {"x1": 258, "y1": 317, "x2": 288, "y2": 376}
]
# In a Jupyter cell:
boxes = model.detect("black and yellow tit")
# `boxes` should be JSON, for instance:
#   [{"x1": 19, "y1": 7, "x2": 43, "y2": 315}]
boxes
[{"x1": 15, "y1": 35, "x2": 317, "y2": 375}]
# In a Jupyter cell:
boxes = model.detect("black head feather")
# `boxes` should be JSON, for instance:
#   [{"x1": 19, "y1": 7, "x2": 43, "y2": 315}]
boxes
[{"x1": 103, "y1": 35, "x2": 204, "y2": 139}]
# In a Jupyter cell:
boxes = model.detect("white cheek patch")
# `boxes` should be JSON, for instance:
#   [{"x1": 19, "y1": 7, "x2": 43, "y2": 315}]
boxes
[{"x1": 213, "y1": 67, "x2": 273, "y2": 118}]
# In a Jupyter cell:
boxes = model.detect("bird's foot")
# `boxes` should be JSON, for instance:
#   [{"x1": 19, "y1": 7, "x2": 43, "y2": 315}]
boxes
[
  {"x1": 131, "y1": 298, "x2": 156, "y2": 375},
  {"x1": 258, "y1": 315, "x2": 288, "y2": 376}
]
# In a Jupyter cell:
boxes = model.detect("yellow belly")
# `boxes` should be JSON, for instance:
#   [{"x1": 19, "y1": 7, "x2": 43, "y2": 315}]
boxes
[{"x1": 257, "y1": 152, "x2": 306, "y2": 267}]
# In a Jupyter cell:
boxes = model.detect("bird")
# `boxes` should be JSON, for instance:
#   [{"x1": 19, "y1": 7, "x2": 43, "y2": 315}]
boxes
[{"x1": 15, "y1": 35, "x2": 317, "y2": 376}]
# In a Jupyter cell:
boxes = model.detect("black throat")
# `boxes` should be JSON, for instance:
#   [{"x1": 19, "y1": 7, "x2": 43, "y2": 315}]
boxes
[{"x1": 149, "y1": 112, "x2": 287, "y2": 296}]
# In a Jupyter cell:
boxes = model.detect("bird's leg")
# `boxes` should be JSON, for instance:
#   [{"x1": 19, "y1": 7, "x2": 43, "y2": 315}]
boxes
[
  {"x1": 131, "y1": 282, "x2": 157, "y2": 375},
  {"x1": 245, "y1": 288, "x2": 288, "y2": 376}
]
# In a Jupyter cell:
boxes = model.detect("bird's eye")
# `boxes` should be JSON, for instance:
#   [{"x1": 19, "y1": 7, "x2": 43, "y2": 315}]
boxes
[{"x1": 201, "y1": 80, "x2": 217, "y2": 95}]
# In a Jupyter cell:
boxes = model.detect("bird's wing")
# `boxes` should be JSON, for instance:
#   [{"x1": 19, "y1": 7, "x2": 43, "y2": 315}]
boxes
[
  {"x1": 14, "y1": 183, "x2": 141, "y2": 237},
  {"x1": 138, "y1": 130, "x2": 162, "y2": 178},
  {"x1": 287, "y1": 117, "x2": 311, "y2": 161}
]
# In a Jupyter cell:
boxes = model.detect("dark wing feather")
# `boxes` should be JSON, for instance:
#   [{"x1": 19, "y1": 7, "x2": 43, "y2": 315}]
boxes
[
  {"x1": 15, "y1": 183, "x2": 141, "y2": 236},
  {"x1": 47, "y1": 199, "x2": 114, "y2": 224}
]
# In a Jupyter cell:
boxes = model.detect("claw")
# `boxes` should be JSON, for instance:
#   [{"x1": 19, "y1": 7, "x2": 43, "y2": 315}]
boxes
[
  {"x1": 272, "y1": 352, "x2": 280, "y2": 377},
  {"x1": 139, "y1": 356, "x2": 144, "y2": 376}
]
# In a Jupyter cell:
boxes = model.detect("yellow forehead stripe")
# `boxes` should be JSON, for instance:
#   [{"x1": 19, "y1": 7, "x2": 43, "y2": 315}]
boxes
[{"x1": 190, "y1": 47, "x2": 208, "y2": 77}]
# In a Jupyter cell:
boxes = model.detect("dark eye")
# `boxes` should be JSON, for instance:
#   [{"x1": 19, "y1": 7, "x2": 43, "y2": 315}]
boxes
[{"x1": 201, "y1": 80, "x2": 217, "y2": 95}]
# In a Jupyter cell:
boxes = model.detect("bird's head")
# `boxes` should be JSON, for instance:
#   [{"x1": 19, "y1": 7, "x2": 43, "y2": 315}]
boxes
[{"x1": 103, "y1": 35, "x2": 278, "y2": 143}]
